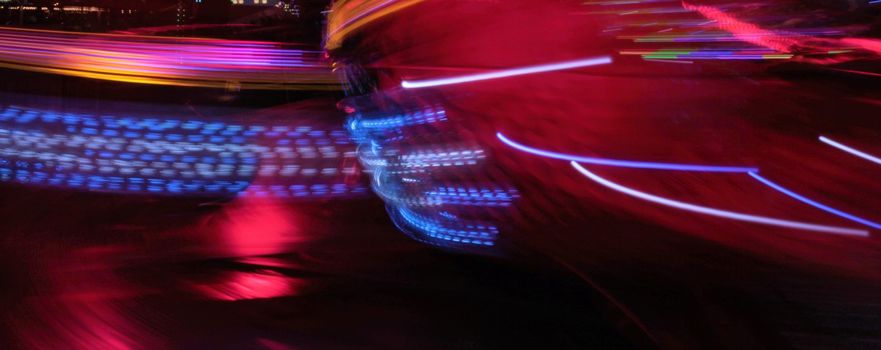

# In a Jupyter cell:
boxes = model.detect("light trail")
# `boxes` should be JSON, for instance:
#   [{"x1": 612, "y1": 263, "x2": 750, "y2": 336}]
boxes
[
  {"x1": 498, "y1": 132, "x2": 757, "y2": 172},
  {"x1": 0, "y1": 27, "x2": 338, "y2": 90},
  {"x1": 620, "y1": 48, "x2": 793, "y2": 60},
  {"x1": 326, "y1": 0, "x2": 427, "y2": 50},
  {"x1": 680, "y1": 1, "x2": 800, "y2": 53},
  {"x1": 401, "y1": 56, "x2": 613, "y2": 89},
  {"x1": 749, "y1": 172, "x2": 881, "y2": 230},
  {"x1": 571, "y1": 162, "x2": 869, "y2": 237},
  {"x1": 819, "y1": 136, "x2": 881, "y2": 166}
]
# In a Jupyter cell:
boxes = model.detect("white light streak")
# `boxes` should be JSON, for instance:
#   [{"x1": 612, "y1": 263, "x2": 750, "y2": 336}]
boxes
[
  {"x1": 819, "y1": 136, "x2": 881, "y2": 166},
  {"x1": 401, "y1": 56, "x2": 613, "y2": 89},
  {"x1": 571, "y1": 161, "x2": 869, "y2": 237}
]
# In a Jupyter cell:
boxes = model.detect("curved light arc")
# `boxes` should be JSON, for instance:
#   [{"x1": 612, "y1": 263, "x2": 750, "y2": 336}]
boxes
[
  {"x1": 571, "y1": 161, "x2": 868, "y2": 237},
  {"x1": 499, "y1": 132, "x2": 758, "y2": 172},
  {"x1": 749, "y1": 172, "x2": 881, "y2": 230}
]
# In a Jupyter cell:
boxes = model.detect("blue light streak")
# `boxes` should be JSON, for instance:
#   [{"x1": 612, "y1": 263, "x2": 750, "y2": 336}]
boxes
[
  {"x1": 392, "y1": 206, "x2": 497, "y2": 246},
  {"x1": 425, "y1": 187, "x2": 518, "y2": 207},
  {"x1": 499, "y1": 132, "x2": 758, "y2": 172},
  {"x1": 749, "y1": 172, "x2": 881, "y2": 231},
  {"x1": 0, "y1": 166, "x2": 250, "y2": 194},
  {"x1": 352, "y1": 106, "x2": 447, "y2": 130},
  {"x1": 400, "y1": 148, "x2": 485, "y2": 168},
  {"x1": 1, "y1": 106, "x2": 350, "y2": 144}
]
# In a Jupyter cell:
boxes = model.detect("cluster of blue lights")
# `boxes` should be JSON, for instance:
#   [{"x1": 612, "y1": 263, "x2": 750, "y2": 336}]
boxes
[
  {"x1": 0, "y1": 166, "x2": 250, "y2": 194},
  {"x1": 347, "y1": 102, "x2": 515, "y2": 249},
  {"x1": 0, "y1": 105, "x2": 363, "y2": 198},
  {"x1": 2, "y1": 107, "x2": 350, "y2": 149}
]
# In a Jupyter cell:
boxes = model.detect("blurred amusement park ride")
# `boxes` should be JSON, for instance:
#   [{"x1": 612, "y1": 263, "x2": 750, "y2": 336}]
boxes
[{"x1": 0, "y1": 0, "x2": 880, "y2": 349}]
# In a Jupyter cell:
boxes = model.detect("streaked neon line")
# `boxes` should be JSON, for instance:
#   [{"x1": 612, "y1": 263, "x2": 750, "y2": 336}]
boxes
[
  {"x1": 681, "y1": 1, "x2": 800, "y2": 53},
  {"x1": 829, "y1": 68, "x2": 881, "y2": 78},
  {"x1": 571, "y1": 162, "x2": 868, "y2": 236},
  {"x1": 819, "y1": 136, "x2": 881, "y2": 166},
  {"x1": 0, "y1": 27, "x2": 338, "y2": 90},
  {"x1": 499, "y1": 132, "x2": 757, "y2": 172},
  {"x1": 401, "y1": 56, "x2": 613, "y2": 89},
  {"x1": 749, "y1": 172, "x2": 881, "y2": 230},
  {"x1": 644, "y1": 58, "x2": 694, "y2": 64},
  {"x1": 325, "y1": 0, "x2": 426, "y2": 50}
]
